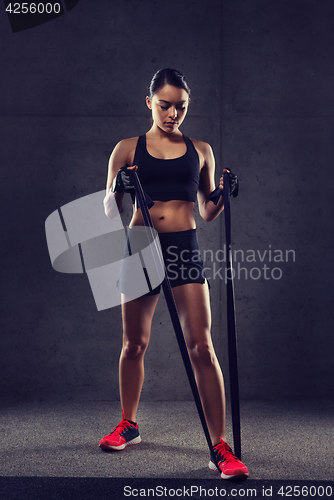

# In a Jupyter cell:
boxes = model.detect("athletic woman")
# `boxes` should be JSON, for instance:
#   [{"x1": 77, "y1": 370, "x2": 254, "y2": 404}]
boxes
[{"x1": 99, "y1": 69, "x2": 249, "y2": 480}]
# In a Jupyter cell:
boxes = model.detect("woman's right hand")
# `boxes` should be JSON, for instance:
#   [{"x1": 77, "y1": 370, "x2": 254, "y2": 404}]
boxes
[{"x1": 112, "y1": 165, "x2": 138, "y2": 194}]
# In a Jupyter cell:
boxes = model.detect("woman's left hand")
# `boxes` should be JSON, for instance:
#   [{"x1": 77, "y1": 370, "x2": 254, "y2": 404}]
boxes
[
  {"x1": 218, "y1": 168, "x2": 230, "y2": 191},
  {"x1": 218, "y1": 169, "x2": 239, "y2": 197}
]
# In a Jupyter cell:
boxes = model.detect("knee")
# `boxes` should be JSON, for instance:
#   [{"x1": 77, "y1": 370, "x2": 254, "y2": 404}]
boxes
[
  {"x1": 189, "y1": 340, "x2": 215, "y2": 369},
  {"x1": 122, "y1": 338, "x2": 148, "y2": 360}
]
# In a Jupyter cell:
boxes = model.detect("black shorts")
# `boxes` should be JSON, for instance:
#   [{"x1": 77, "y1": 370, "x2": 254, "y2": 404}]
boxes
[{"x1": 146, "y1": 228, "x2": 207, "y2": 296}]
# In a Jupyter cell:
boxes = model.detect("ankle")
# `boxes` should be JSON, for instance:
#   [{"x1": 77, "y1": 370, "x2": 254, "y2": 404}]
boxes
[
  {"x1": 124, "y1": 418, "x2": 137, "y2": 426},
  {"x1": 213, "y1": 436, "x2": 226, "y2": 448},
  {"x1": 122, "y1": 408, "x2": 137, "y2": 424}
]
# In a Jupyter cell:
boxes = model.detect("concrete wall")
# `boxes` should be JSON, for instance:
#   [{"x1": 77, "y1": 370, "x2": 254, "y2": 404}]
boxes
[{"x1": 0, "y1": 0, "x2": 333, "y2": 404}]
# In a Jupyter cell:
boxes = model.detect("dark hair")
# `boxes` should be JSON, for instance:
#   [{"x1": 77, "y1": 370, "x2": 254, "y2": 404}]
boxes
[{"x1": 148, "y1": 68, "x2": 191, "y2": 98}]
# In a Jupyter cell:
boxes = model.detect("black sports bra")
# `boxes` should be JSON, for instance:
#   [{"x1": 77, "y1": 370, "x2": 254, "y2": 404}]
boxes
[{"x1": 133, "y1": 134, "x2": 200, "y2": 202}]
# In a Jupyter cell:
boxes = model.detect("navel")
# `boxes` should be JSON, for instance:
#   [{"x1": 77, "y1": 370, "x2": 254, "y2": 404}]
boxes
[{"x1": 159, "y1": 216, "x2": 165, "y2": 220}]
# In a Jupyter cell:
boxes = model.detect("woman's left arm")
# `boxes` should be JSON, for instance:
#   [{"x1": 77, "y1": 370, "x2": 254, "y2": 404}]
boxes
[{"x1": 196, "y1": 141, "x2": 225, "y2": 222}]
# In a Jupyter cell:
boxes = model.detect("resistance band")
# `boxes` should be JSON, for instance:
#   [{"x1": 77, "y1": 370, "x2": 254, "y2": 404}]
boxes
[
  {"x1": 132, "y1": 171, "x2": 222, "y2": 473},
  {"x1": 222, "y1": 172, "x2": 241, "y2": 460},
  {"x1": 207, "y1": 172, "x2": 241, "y2": 459},
  {"x1": 207, "y1": 173, "x2": 241, "y2": 459}
]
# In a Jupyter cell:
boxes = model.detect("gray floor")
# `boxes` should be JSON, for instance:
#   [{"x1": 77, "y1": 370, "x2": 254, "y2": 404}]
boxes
[{"x1": 0, "y1": 400, "x2": 333, "y2": 480}]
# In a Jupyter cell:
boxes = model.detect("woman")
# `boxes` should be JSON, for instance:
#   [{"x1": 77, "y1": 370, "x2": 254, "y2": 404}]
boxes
[{"x1": 99, "y1": 69, "x2": 249, "y2": 480}]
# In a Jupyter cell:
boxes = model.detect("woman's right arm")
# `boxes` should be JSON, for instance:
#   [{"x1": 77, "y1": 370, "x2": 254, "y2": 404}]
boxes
[{"x1": 105, "y1": 138, "x2": 137, "y2": 211}]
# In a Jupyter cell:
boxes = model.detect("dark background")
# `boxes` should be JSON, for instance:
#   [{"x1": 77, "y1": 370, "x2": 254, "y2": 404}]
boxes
[{"x1": 0, "y1": 0, "x2": 333, "y2": 405}]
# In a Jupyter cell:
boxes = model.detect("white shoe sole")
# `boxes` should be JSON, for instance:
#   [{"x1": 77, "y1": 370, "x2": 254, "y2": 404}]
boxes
[
  {"x1": 208, "y1": 460, "x2": 249, "y2": 480},
  {"x1": 100, "y1": 435, "x2": 141, "y2": 450}
]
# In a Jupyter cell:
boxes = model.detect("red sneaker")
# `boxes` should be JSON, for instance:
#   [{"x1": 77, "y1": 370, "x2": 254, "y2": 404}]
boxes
[
  {"x1": 209, "y1": 439, "x2": 249, "y2": 479},
  {"x1": 99, "y1": 413, "x2": 141, "y2": 451}
]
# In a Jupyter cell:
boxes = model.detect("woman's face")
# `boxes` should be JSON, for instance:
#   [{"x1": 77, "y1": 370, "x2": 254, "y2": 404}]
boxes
[{"x1": 146, "y1": 84, "x2": 190, "y2": 134}]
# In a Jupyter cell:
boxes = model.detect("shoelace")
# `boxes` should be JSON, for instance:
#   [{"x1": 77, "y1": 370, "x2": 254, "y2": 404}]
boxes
[
  {"x1": 214, "y1": 442, "x2": 240, "y2": 464},
  {"x1": 108, "y1": 419, "x2": 133, "y2": 436}
]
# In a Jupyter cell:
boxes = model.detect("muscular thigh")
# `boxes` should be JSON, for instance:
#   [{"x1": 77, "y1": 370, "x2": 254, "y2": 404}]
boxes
[
  {"x1": 171, "y1": 282, "x2": 212, "y2": 349},
  {"x1": 121, "y1": 293, "x2": 159, "y2": 344}
]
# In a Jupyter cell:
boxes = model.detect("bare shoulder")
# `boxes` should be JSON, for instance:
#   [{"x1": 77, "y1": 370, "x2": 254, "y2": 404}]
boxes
[
  {"x1": 106, "y1": 136, "x2": 139, "y2": 190},
  {"x1": 189, "y1": 138, "x2": 214, "y2": 168},
  {"x1": 112, "y1": 136, "x2": 139, "y2": 165}
]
